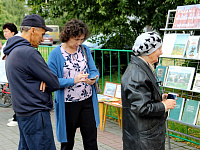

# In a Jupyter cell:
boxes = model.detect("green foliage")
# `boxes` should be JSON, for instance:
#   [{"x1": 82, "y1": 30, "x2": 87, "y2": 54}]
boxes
[
  {"x1": 0, "y1": 0, "x2": 27, "y2": 38},
  {"x1": 26, "y1": 0, "x2": 199, "y2": 49}
]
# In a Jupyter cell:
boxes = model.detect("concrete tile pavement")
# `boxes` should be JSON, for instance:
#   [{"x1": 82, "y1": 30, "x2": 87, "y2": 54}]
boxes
[{"x1": 0, "y1": 106, "x2": 199, "y2": 150}]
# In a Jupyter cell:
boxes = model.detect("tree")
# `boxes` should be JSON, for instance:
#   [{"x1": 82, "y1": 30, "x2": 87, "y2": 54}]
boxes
[
  {"x1": 0, "y1": 0, "x2": 27, "y2": 38},
  {"x1": 26, "y1": 0, "x2": 198, "y2": 49}
]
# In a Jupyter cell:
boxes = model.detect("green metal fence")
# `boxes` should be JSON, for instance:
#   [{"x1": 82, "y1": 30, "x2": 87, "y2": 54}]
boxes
[{"x1": 38, "y1": 45, "x2": 132, "y2": 120}]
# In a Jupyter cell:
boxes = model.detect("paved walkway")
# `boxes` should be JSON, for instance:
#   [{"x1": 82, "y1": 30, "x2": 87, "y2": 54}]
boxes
[{"x1": 0, "y1": 107, "x2": 199, "y2": 150}]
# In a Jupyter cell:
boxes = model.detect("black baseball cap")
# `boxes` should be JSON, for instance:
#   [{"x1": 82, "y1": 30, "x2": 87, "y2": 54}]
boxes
[{"x1": 21, "y1": 14, "x2": 53, "y2": 32}]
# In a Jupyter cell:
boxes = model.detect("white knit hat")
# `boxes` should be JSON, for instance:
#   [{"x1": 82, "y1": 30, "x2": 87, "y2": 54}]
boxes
[{"x1": 132, "y1": 32, "x2": 162, "y2": 56}]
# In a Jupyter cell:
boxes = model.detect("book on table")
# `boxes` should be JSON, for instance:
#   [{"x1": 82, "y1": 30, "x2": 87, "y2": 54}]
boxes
[
  {"x1": 103, "y1": 81, "x2": 117, "y2": 97},
  {"x1": 155, "y1": 66, "x2": 168, "y2": 86},
  {"x1": 164, "y1": 66, "x2": 195, "y2": 90},
  {"x1": 97, "y1": 82, "x2": 121, "y2": 102},
  {"x1": 97, "y1": 94, "x2": 113, "y2": 101},
  {"x1": 169, "y1": 97, "x2": 185, "y2": 121},
  {"x1": 181, "y1": 99, "x2": 200, "y2": 125}
]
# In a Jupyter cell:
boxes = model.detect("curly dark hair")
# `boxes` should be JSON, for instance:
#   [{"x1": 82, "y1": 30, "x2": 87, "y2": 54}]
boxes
[
  {"x1": 3, "y1": 23, "x2": 18, "y2": 35},
  {"x1": 60, "y1": 19, "x2": 89, "y2": 42}
]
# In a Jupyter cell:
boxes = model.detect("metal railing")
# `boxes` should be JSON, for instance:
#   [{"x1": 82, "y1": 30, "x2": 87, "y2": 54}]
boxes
[{"x1": 160, "y1": 57, "x2": 200, "y2": 147}]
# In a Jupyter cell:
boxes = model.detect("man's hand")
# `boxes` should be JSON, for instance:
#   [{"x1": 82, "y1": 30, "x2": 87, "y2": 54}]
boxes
[{"x1": 40, "y1": 81, "x2": 47, "y2": 92}]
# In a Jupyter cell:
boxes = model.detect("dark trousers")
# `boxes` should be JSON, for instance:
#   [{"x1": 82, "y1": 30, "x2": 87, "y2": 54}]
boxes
[
  {"x1": 61, "y1": 96, "x2": 98, "y2": 150},
  {"x1": 13, "y1": 113, "x2": 17, "y2": 121},
  {"x1": 17, "y1": 111, "x2": 56, "y2": 150}
]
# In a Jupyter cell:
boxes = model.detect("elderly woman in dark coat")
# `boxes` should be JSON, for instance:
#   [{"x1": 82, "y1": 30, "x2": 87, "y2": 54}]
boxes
[{"x1": 121, "y1": 32, "x2": 176, "y2": 150}]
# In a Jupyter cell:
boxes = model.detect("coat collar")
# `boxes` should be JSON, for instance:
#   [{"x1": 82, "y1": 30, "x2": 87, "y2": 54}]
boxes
[{"x1": 131, "y1": 55, "x2": 161, "y2": 96}]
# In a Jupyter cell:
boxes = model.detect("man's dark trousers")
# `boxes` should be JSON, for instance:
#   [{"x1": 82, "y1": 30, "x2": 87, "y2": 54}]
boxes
[{"x1": 17, "y1": 111, "x2": 56, "y2": 150}]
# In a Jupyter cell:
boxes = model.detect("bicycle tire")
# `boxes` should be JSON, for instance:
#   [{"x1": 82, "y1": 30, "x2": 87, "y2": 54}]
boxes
[{"x1": 0, "y1": 94, "x2": 12, "y2": 108}]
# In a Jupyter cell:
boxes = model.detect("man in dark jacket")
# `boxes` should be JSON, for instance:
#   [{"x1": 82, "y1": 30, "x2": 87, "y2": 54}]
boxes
[{"x1": 3, "y1": 14, "x2": 59, "y2": 150}]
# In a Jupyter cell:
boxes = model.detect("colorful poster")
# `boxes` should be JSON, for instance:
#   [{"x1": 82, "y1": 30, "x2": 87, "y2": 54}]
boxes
[
  {"x1": 173, "y1": 4, "x2": 200, "y2": 28},
  {"x1": 184, "y1": 36, "x2": 200, "y2": 58},
  {"x1": 171, "y1": 34, "x2": 190, "y2": 57},
  {"x1": 164, "y1": 66, "x2": 195, "y2": 90}
]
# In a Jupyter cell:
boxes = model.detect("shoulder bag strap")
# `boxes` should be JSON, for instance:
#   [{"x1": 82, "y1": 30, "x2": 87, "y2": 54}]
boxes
[{"x1": 81, "y1": 44, "x2": 87, "y2": 61}]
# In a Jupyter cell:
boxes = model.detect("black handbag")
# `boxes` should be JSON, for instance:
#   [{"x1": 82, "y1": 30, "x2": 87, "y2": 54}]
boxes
[{"x1": 81, "y1": 45, "x2": 102, "y2": 94}]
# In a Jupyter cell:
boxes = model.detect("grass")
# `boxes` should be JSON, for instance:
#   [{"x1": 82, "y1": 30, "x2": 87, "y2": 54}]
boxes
[{"x1": 168, "y1": 121, "x2": 200, "y2": 148}]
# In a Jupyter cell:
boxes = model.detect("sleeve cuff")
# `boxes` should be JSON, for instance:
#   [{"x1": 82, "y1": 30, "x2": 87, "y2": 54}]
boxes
[{"x1": 162, "y1": 102, "x2": 168, "y2": 112}]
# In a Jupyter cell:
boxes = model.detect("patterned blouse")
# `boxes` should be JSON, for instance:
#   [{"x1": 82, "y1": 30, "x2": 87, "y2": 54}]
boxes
[{"x1": 61, "y1": 45, "x2": 92, "y2": 102}]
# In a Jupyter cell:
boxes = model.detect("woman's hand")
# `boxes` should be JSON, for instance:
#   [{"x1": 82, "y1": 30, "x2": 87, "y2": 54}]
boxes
[
  {"x1": 74, "y1": 71, "x2": 89, "y2": 84},
  {"x1": 162, "y1": 93, "x2": 168, "y2": 100},
  {"x1": 162, "y1": 99, "x2": 176, "y2": 110},
  {"x1": 162, "y1": 93, "x2": 178, "y2": 110},
  {"x1": 85, "y1": 75, "x2": 98, "y2": 85}
]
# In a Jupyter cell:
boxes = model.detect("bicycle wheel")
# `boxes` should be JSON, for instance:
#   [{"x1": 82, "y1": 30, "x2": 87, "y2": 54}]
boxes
[{"x1": 0, "y1": 94, "x2": 12, "y2": 108}]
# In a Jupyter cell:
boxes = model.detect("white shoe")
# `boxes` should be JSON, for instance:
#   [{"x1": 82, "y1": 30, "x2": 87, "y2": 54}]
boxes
[
  {"x1": 7, "y1": 121, "x2": 18, "y2": 127},
  {"x1": 8, "y1": 118, "x2": 14, "y2": 122}
]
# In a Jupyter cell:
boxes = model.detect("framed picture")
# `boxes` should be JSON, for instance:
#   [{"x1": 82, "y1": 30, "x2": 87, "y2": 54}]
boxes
[
  {"x1": 164, "y1": 66, "x2": 195, "y2": 90},
  {"x1": 114, "y1": 84, "x2": 121, "y2": 99},
  {"x1": 103, "y1": 82, "x2": 117, "y2": 97}
]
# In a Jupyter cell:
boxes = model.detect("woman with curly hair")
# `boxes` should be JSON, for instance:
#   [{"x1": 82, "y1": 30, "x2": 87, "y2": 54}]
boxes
[{"x1": 47, "y1": 19, "x2": 100, "y2": 150}]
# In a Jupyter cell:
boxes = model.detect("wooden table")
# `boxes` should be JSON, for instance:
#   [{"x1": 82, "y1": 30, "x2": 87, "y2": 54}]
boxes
[
  {"x1": 103, "y1": 101, "x2": 122, "y2": 131},
  {"x1": 98, "y1": 100, "x2": 104, "y2": 131},
  {"x1": 98, "y1": 99, "x2": 122, "y2": 131}
]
